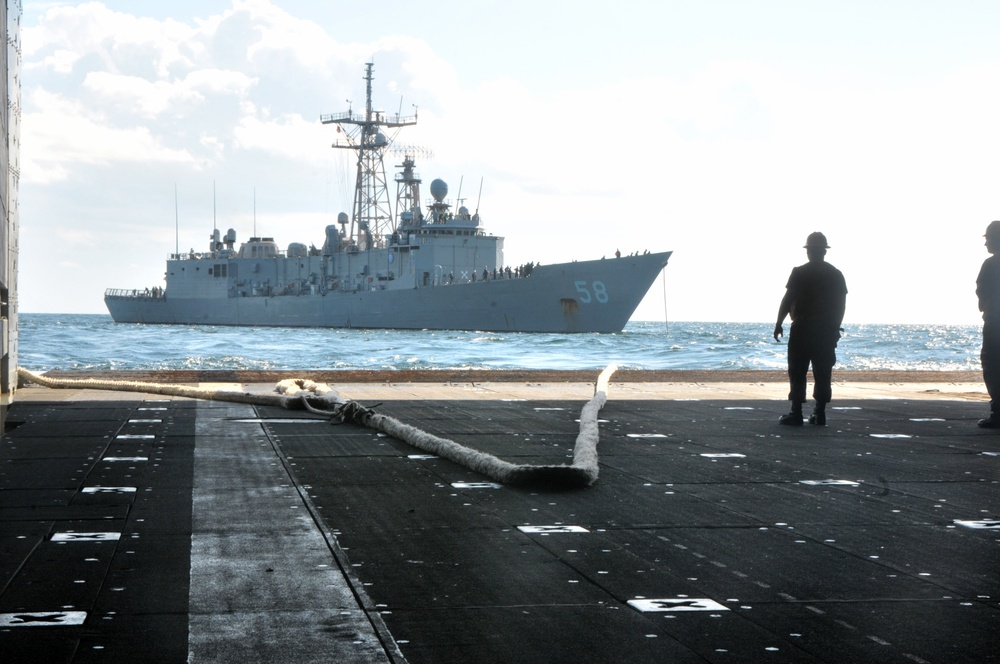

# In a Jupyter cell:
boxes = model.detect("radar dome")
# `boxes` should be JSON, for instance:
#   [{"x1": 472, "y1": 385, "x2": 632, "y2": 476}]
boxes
[
  {"x1": 337, "y1": 212, "x2": 349, "y2": 224},
  {"x1": 375, "y1": 132, "x2": 388, "y2": 147},
  {"x1": 430, "y1": 179, "x2": 448, "y2": 202}
]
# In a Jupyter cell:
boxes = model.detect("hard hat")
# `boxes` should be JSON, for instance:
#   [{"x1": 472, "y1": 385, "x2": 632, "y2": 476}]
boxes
[
  {"x1": 985, "y1": 221, "x2": 1000, "y2": 238},
  {"x1": 804, "y1": 232, "x2": 830, "y2": 249}
]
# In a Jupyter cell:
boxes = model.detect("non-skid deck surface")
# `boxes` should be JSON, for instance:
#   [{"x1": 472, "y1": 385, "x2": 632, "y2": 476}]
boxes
[
  {"x1": 1, "y1": 390, "x2": 997, "y2": 662},
  {"x1": 265, "y1": 397, "x2": 999, "y2": 663}
]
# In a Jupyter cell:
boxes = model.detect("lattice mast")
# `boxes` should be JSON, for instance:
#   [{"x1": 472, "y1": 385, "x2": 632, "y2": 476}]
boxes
[
  {"x1": 392, "y1": 146, "x2": 433, "y2": 227},
  {"x1": 320, "y1": 63, "x2": 417, "y2": 246}
]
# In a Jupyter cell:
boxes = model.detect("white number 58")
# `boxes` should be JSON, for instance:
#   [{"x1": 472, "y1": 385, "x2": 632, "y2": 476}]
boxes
[{"x1": 574, "y1": 280, "x2": 609, "y2": 304}]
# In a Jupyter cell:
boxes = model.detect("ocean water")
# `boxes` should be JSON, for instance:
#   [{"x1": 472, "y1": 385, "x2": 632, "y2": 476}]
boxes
[{"x1": 16, "y1": 314, "x2": 984, "y2": 373}]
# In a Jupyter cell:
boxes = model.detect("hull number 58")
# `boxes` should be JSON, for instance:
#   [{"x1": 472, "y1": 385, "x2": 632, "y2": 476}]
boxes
[{"x1": 574, "y1": 280, "x2": 609, "y2": 304}]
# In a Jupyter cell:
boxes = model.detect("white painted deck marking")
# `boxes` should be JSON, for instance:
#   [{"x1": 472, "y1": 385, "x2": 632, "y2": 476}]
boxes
[
  {"x1": 128, "y1": 419, "x2": 162, "y2": 424},
  {"x1": 800, "y1": 480, "x2": 860, "y2": 486},
  {"x1": 52, "y1": 532, "x2": 121, "y2": 542},
  {"x1": 232, "y1": 418, "x2": 327, "y2": 424},
  {"x1": 408, "y1": 454, "x2": 438, "y2": 460},
  {"x1": 451, "y1": 482, "x2": 502, "y2": 489},
  {"x1": 870, "y1": 434, "x2": 911, "y2": 439},
  {"x1": 518, "y1": 525, "x2": 589, "y2": 534},
  {"x1": 627, "y1": 433, "x2": 667, "y2": 438},
  {"x1": 81, "y1": 487, "x2": 136, "y2": 494},
  {"x1": 102, "y1": 456, "x2": 148, "y2": 462},
  {"x1": 628, "y1": 598, "x2": 730, "y2": 613},
  {"x1": 0, "y1": 611, "x2": 88, "y2": 627},
  {"x1": 954, "y1": 520, "x2": 1000, "y2": 529},
  {"x1": 116, "y1": 434, "x2": 155, "y2": 440},
  {"x1": 700, "y1": 453, "x2": 746, "y2": 458}
]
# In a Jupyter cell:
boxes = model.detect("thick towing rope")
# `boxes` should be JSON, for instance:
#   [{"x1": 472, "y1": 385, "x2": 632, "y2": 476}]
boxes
[
  {"x1": 278, "y1": 364, "x2": 618, "y2": 487},
  {"x1": 18, "y1": 365, "x2": 618, "y2": 488}
]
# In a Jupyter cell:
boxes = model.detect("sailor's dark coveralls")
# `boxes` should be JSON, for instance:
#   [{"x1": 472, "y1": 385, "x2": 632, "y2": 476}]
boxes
[
  {"x1": 784, "y1": 260, "x2": 848, "y2": 404},
  {"x1": 977, "y1": 254, "x2": 1000, "y2": 412}
]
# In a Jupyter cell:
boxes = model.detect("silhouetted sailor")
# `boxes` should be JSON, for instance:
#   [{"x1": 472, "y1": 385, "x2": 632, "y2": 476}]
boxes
[
  {"x1": 773, "y1": 232, "x2": 848, "y2": 426},
  {"x1": 977, "y1": 220, "x2": 1000, "y2": 427}
]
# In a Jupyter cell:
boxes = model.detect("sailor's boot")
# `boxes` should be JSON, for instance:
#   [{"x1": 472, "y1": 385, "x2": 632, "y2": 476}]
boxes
[
  {"x1": 809, "y1": 401, "x2": 827, "y2": 426},
  {"x1": 978, "y1": 413, "x2": 1000, "y2": 428},
  {"x1": 778, "y1": 402, "x2": 803, "y2": 426}
]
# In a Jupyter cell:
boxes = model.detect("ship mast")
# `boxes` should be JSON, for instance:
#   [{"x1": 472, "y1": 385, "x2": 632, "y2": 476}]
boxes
[{"x1": 320, "y1": 63, "x2": 418, "y2": 247}]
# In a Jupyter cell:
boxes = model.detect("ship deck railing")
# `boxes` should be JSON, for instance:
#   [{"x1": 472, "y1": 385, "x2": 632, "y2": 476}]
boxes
[
  {"x1": 170, "y1": 252, "x2": 288, "y2": 260},
  {"x1": 105, "y1": 288, "x2": 165, "y2": 300}
]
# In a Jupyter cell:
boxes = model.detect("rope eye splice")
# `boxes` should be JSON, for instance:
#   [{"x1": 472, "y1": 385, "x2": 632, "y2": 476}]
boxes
[{"x1": 277, "y1": 365, "x2": 619, "y2": 489}]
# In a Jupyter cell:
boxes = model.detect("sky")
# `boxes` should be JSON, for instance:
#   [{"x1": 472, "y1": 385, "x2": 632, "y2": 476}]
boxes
[{"x1": 17, "y1": 0, "x2": 1000, "y2": 324}]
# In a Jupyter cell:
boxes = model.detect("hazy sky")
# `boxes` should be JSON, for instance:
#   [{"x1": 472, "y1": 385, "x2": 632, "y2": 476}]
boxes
[{"x1": 18, "y1": 1, "x2": 1000, "y2": 323}]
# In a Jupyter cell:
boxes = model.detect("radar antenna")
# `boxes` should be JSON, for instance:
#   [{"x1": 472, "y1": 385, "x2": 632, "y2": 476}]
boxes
[{"x1": 320, "y1": 63, "x2": 417, "y2": 248}]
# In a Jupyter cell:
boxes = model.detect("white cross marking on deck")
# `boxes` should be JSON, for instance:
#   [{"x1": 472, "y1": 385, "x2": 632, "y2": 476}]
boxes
[
  {"x1": 51, "y1": 532, "x2": 121, "y2": 542},
  {"x1": 0, "y1": 611, "x2": 88, "y2": 627},
  {"x1": 628, "y1": 598, "x2": 730, "y2": 613}
]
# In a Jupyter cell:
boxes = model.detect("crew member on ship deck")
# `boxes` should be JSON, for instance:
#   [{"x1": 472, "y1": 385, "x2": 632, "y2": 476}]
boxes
[
  {"x1": 773, "y1": 232, "x2": 848, "y2": 426},
  {"x1": 976, "y1": 220, "x2": 1000, "y2": 428}
]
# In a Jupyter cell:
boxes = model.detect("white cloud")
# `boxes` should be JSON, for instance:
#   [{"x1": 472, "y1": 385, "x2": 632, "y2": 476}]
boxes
[
  {"x1": 82, "y1": 72, "x2": 205, "y2": 118},
  {"x1": 21, "y1": 89, "x2": 200, "y2": 184},
  {"x1": 81, "y1": 68, "x2": 258, "y2": 119},
  {"x1": 33, "y1": 49, "x2": 78, "y2": 75},
  {"x1": 232, "y1": 112, "x2": 326, "y2": 161},
  {"x1": 23, "y1": 2, "x2": 197, "y2": 77},
  {"x1": 237, "y1": 0, "x2": 344, "y2": 70},
  {"x1": 185, "y1": 68, "x2": 258, "y2": 95}
]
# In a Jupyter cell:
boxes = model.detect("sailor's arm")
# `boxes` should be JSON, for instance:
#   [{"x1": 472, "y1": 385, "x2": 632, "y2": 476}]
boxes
[{"x1": 773, "y1": 290, "x2": 793, "y2": 341}]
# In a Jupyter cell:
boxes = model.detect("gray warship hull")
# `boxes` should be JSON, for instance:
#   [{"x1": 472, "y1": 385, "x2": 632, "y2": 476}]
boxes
[
  {"x1": 105, "y1": 63, "x2": 673, "y2": 333},
  {"x1": 105, "y1": 252, "x2": 670, "y2": 333}
]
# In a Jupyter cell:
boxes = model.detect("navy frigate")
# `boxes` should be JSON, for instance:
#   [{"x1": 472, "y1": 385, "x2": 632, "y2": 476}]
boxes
[{"x1": 105, "y1": 64, "x2": 671, "y2": 333}]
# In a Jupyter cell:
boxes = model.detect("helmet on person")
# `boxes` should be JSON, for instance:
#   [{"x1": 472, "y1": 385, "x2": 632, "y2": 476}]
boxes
[
  {"x1": 985, "y1": 221, "x2": 1000, "y2": 238},
  {"x1": 804, "y1": 232, "x2": 830, "y2": 249}
]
